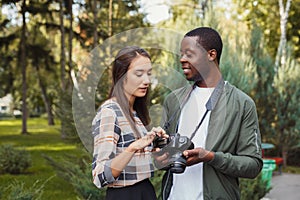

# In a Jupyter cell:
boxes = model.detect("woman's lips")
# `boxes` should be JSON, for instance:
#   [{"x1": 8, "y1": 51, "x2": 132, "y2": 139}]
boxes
[{"x1": 138, "y1": 87, "x2": 148, "y2": 92}]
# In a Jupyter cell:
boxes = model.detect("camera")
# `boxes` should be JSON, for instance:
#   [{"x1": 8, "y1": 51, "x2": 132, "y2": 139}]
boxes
[{"x1": 153, "y1": 133, "x2": 194, "y2": 174}]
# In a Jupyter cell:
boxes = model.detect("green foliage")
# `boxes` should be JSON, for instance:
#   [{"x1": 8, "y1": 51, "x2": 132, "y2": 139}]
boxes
[
  {"x1": 78, "y1": 0, "x2": 149, "y2": 48},
  {"x1": 44, "y1": 152, "x2": 105, "y2": 200},
  {"x1": 239, "y1": 173, "x2": 270, "y2": 200},
  {"x1": 234, "y1": 0, "x2": 300, "y2": 60},
  {"x1": 0, "y1": 144, "x2": 31, "y2": 174},
  {"x1": 0, "y1": 118, "x2": 81, "y2": 199},
  {"x1": 0, "y1": 9, "x2": 18, "y2": 98},
  {"x1": 221, "y1": 46, "x2": 258, "y2": 94},
  {"x1": 272, "y1": 57, "x2": 300, "y2": 153},
  {"x1": 0, "y1": 178, "x2": 51, "y2": 200},
  {"x1": 55, "y1": 89, "x2": 78, "y2": 140},
  {"x1": 159, "y1": 0, "x2": 206, "y2": 33},
  {"x1": 287, "y1": 148, "x2": 300, "y2": 167},
  {"x1": 283, "y1": 165, "x2": 300, "y2": 174},
  {"x1": 150, "y1": 170, "x2": 165, "y2": 200},
  {"x1": 218, "y1": 20, "x2": 259, "y2": 95},
  {"x1": 151, "y1": 170, "x2": 270, "y2": 200}
]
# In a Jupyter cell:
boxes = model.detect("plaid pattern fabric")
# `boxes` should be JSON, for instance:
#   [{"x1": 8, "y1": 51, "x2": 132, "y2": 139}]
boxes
[{"x1": 92, "y1": 99, "x2": 154, "y2": 188}]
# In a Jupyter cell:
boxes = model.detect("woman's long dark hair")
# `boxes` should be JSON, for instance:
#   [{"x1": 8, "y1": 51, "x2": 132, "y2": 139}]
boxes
[{"x1": 109, "y1": 46, "x2": 151, "y2": 138}]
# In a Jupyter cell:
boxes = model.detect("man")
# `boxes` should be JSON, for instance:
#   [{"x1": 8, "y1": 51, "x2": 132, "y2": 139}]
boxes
[{"x1": 160, "y1": 27, "x2": 263, "y2": 200}]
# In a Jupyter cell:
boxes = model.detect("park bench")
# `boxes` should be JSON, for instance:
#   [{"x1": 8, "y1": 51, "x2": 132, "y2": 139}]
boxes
[{"x1": 262, "y1": 143, "x2": 284, "y2": 175}]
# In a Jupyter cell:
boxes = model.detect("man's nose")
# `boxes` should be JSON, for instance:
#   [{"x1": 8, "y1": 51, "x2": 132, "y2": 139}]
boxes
[
  {"x1": 180, "y1": 54, "x2": 188, "y2": 63},
  {"x1": 180, "y1": 60, "x2": 189, "y2": 67}
]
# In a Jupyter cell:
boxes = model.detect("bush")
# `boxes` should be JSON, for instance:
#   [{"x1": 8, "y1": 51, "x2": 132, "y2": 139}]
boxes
[
  {"x1": 0, "y1": 178, "x2": 50, "y2": 200},
  {"x1": 287, "y1": 147, "x2": 300, "y2": 167},
  {"x1": 0, "y1": 144, "x2": 32, "y2": 174},
  {"x1": 0, "y1": 112, "x2": 13, "y2": 119},
  {"x1": 152, "y1": 171, "x2": 270, "y2": 200},
  {"x1": 44, "y1": 151, "x2": 105, "y2": 200},
  {"x1": 239, "y1": 173, "x2": 270, "y2": 200}
]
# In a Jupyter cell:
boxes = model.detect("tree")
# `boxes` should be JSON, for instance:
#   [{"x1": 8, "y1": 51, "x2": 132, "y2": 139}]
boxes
[
  {"x1": 249, "y1": 26, "x2": 275, "y2": 142},
  {"x1": 0, "y1": 9, "x2": 17, "y2": 98},
  {"x1": 272, "y1": 0, "x2": 299, "y2": 167},
  {"x1": 159, "y1": 0, "x2": 207, "y2": 32},
  {"x1": 1, "y1": 0, "x2": 57, "y2": 130},
  {"x1": 27, "y1": 27, "x2": 56, "y2": 125},
  {"x1": 233, "y1": 0, "x2": 300, "y2": 166},
  {"x1": 20, "y1": 0, "x2": 28, "y2": 134},
  {"x1": 273, "y1": 57, "x2": 300, "y2": 167},
  {"x1": 275, "y1": 0, "x2": 292, "y2": 70},
  {"x1": 234, "y1": 0, "x2": 300, "y2": 61}
]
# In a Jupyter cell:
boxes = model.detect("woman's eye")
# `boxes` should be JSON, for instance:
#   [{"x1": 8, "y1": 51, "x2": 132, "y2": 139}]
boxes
[{"x1": 135, "y1": 73, "x2": 143, "y2": 77}]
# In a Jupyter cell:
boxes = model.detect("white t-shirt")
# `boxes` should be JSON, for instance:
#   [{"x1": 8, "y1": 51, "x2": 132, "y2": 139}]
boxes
[{"x1": 168, "y1": 86, "x2": 214, "y2": 200}]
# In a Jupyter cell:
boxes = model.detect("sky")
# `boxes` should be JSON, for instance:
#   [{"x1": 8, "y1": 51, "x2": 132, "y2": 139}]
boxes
[
  {"x1": 139, "y1": 0, "x2": 234, "y2": 24},
  {"x1": 2, "y1": 0, "x2": 171, "y2": 25},
  {"x1": 3, "y1": 1, "x2": 231, "y2": 25},
  {"x1": 140, "y1": 0, "x2": 170, "y2": 24}
]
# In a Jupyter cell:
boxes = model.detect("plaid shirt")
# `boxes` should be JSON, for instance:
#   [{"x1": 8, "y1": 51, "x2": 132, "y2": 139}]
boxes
[{"x1": 92, "y1": 99, "x2": 154, "y2": 188}]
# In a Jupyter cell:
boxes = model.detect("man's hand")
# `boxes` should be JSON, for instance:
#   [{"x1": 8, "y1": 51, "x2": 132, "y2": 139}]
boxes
[{"x1": 183, "y1": 147, "x2": 215, "y2": 166}]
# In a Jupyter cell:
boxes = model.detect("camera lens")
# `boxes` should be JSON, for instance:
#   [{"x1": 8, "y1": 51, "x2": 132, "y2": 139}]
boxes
[
  {"x1": 170, "y1": 156, "x2": 187, "y2": 174},
  {"x1": 178, "y1": 137, "x2": 186, "y2": 143}
]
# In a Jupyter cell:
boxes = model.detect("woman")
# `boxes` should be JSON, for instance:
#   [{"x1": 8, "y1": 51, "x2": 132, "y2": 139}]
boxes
[{"x1": 92, "y1": 46, "x2": 167, "y2": 200}]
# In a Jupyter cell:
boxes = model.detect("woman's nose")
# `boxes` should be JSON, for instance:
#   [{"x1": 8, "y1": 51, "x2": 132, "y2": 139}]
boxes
[{"x1": 143, "y1": 75, "x2": 151, "y2": 84}]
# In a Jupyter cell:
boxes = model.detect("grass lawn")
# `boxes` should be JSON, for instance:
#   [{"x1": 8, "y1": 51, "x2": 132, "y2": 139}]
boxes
[
  {"x1": 1, "y1": 118, "x2": 299, "y2": 199},
  {"x1": 0, "y1": 118, "x2": 88, "y2": 199},
  {"x1": 283, "y1": 166, "x2": 300, "y2": 174}
]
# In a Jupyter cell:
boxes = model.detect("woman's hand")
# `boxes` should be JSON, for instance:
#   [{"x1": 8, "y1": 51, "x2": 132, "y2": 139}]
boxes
[
  {"x1": 127, "y1": 132, "x2": 156, "y2": 153},
  {"x1": 151, "y1": 126, "x2": 169, "y2": 138},
  {"x1": 151, "y1": 126, "x2": 169, "y2": 152},
  {"x1": 127, "y1": 126, "x2": 168, "y2": 153}
]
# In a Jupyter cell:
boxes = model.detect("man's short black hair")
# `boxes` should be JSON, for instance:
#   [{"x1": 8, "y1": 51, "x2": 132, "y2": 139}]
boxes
[{"x1": 185, "y1": 27, "x2": 223, "y2": 64}]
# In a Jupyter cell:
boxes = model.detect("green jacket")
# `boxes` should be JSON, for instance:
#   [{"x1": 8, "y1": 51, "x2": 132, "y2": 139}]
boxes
[{"x1": 161, "y1": 82, "x2": 263, "y2": 200}]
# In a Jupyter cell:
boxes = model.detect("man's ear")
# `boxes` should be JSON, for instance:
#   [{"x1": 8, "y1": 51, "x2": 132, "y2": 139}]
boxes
[{"x1": 208, "y1": 49, "x2": 217, "y2": 62}]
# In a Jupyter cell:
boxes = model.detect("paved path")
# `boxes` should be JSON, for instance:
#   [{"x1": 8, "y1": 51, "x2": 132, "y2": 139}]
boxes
[{"x1": 262, "y1": 173, "x2": 300, "y2": 200}]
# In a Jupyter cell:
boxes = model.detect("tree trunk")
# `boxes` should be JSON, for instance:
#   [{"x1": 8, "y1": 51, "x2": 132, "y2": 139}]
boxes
[
  {"x1": 34, "y1": 60, "x2": 55, "y2": 126},
  {"x1": 68, "y1": 0, "x2": 73, "y2": 89},
  {"x1": 108, "y1": 0, "x2": 113, "y2": 37},
  {"x1": 275, "y1": 0, "x2": 292, "y2": 70},
  {"x1": 21, "y1": 0, "x2": 28, "y2": 134},
  {"x1": 60, "y1": 0, "x2": 66, "y2": 92},
  {"x1": 199, "y1": 0, "x2": 209, "y2": 19},
  {"x1": 92, "y1": 0, "x2": 99, "y2": 48},
  {"x1": 59, "y1": 0, "x2": 67, "y2": 138},
  {"x1": 282, "y1": 147, "x2": 288, "y2": 168}
]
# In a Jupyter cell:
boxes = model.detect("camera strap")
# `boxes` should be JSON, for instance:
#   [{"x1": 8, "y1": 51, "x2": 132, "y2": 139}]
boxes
[{"x1": 189, "y1": 78, "x2": 225, "y2": 140}]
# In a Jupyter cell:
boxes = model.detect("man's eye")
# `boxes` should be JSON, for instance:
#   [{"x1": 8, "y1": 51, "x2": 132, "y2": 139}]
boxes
[
  {"x1": 181, "y1": 53, "x2": 192, "y2": 59},
  {"x1": 186, "y1": 54, "x2": 192, "y2": 58}
]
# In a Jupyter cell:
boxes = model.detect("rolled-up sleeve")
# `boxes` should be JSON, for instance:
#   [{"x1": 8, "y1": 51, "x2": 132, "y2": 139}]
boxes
[{"x1": 92, "y1": 107, "x2": 120, "y2": 188}]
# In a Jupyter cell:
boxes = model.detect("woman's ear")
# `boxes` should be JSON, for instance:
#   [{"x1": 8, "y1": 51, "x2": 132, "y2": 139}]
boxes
[{"x1": 208, "y1": 49, "x2": 217, "y2": 62}]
